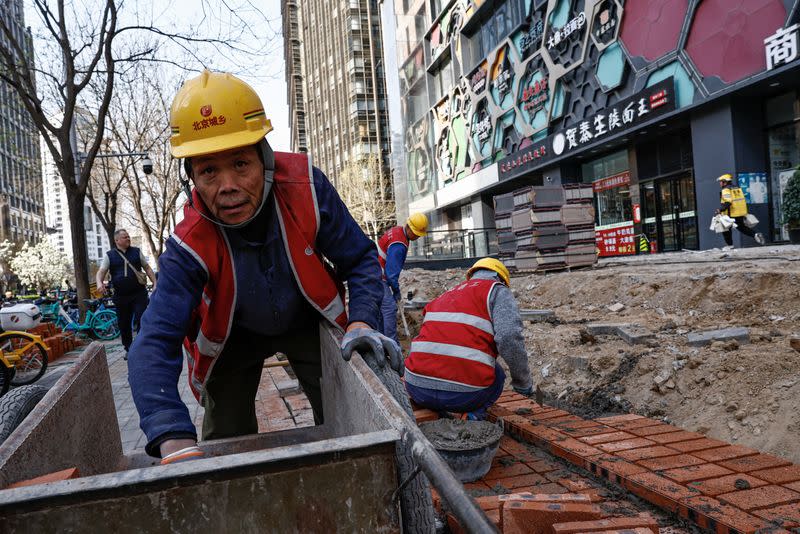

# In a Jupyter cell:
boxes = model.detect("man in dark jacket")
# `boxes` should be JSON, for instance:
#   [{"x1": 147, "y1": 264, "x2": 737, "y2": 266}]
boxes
[
  {"x1": 96, "y1": 228, "x2": 157, "y2": 358},
  {"x1": 128, "y1": 70, "x2": 400, "y2": 465}
]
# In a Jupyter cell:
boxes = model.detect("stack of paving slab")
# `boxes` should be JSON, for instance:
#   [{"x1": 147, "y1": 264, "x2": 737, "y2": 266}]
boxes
[{"x1": 494, "y1": 184, "x2": 596, "y2": 272}]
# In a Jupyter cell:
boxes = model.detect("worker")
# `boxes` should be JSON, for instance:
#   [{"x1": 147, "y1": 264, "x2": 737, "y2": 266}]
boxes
[
  {"x1": 717, "y1": 174, "x2": 765, "y2": 248},
  {"x1": 403, "y1": 258, "x2": 533, "y2": 420},
  {"x1": 377, "y1": 213, "x2": 428, "y2": 341},
  {"x1": 95, "y1": 229, "x2": 157, "y2": 360},
  {"x1": 127, "y1": 70, "x2": 401, "y2": 465}
]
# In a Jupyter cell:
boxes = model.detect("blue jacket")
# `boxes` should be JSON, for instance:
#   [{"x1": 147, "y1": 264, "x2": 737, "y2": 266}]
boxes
[
  {"x1": 128, "y1": 167, "x2": 383, "y2": 454},
  {"x1": 384, "y1": 242, "x2": 407, "y2": 294}
]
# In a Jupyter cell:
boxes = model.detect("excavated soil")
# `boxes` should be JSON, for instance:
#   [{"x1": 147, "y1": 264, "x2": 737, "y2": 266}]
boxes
[{"x1": 399, "y1": 245, "x2": 800, "y2": 463}]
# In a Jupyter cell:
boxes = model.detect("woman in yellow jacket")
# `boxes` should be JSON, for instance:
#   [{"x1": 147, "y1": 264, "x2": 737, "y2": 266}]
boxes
[{"x1": 716, "y1": 174, "x2": 765, "y2": 248}]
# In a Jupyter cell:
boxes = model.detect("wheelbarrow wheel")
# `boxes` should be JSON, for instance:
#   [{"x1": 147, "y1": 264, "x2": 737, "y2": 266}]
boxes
[
  {"x1": 371, "y1": 363, "x2": 436, "y2": 533},
  {"x1": 0, "y1": 384, "x2": 48, "y2": 444}
]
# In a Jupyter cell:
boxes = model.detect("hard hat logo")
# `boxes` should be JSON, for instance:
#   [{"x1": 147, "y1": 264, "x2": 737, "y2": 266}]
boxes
[{"x1": 200, "y1": 105, "x2": 212, "y2": 117}]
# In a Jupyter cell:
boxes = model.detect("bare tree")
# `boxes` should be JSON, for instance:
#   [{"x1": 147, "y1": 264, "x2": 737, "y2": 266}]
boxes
[
  {"x1": 0, "y1": 1, "x2": 277, "y2": 313},
  {"x1": 337, "y1": 155, "x2": 396, "y2": 240}
]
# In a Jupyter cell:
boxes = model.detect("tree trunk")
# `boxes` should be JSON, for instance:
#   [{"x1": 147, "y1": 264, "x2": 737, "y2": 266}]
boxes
[{"x1": 67, "y1": 191, "x2": 91, "y2": 319}]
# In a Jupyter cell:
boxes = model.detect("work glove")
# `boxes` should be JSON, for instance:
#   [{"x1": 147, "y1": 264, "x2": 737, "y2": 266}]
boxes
[
  {"x1": 513, "y1": 385, "x2": 534, "y2": 397},
  {"x1": 392, "y1": 288, "x2": 402, "y2": 303},
  {"x1": 160, "y1": 445, "x2": 204, "y2": 465},
  {"x1": 341, "y1": 328, "x2": 404, "y2": 376}
]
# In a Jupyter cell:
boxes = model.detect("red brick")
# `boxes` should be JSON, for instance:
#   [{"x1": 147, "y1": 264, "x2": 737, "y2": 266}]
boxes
[
  {"x1": 752, "y1": 503, "x2": 800, "y2": 528},
  {"x1": 717, "y1": 485, "x2": 800, "y2": 511},
  {"x1": 446, "y1": 512, "x2": 466, "y2": 534},
  {"x1": 688, "y1": 474, "x2": 769, "y2": 496},
  {"x1": 625, "y1": 472, "x2": 701, "y2": 512},
  {"x1": 681, "y1": 495, "x2": 771, "y2": 534},
  {"x1": 545, "y1": 415, "x2": 587, "y2": 428},
  {"x1": 572, "y1": 529, "x2": 655, "y2": 534},
  {"x1": 463, "y1": 480, "x2": 490, "y2": 492},
  {"x1": 587, "y1": 455, "x2": 648, "y2": 484},
  {"x1": 579, "y1": 431, "x2": 637, "y2": 446},
  {"x1": 8, "y1": 467, "x2": 80, "y2": 488},
  {"x1": 561, "y1": 425, "x2": 618, "y2": 438},
  {"x1": 527, "y1": 459, "x2": 563, "y2": 474},
  {"x1": 490, "y1": 472, "x2": 549, "y2": 490},
  {"x1": 597, "y1": 438, "x2": 656, "y2": 453},
  {"x1": 749, "y1": 465, "x2": 800, "y2": 484},
  {"x1": 647, "y1": 430, "x2": 704, "y2": 444},
  {"x1": 505, "y1": 415, "x2": 568, "y2": 448},
  {"x1": 474, "y1": 495, "x2": 502, "y2": 511},
  {"x1": 552, "y1": 419, "x2": 603, "y2": 430},
  {"x1": 662, "y1": 463, "x2": 734, "y2": 484},
  {"x1": 637, "y1": 454, "x2": 706, "y2": 471},
  {"x1": 718, "y1": 454, "x2": 792, "y2": 473},
  {"x1": 558, "y1": 478, "x2": 597, "y2": 493},
  {"x1": 484, "y1": 462, "x2": 534, "y2": 481},
  {"x1": 594, "y1": 414, "x2": 644, "y2": 425},
  {"x1": 499, "y1": 492, "x2": 598, "y2": 504},
  {"x1": 551, "y1": 438, "x2": 604, "y2": 467},
  {"x1": 786, "y1": 481, "x2": 800, "y2": 493},
  {"x1": 532, "y1": 409, "x2": 573, "y2": 422},
  {"x1": 612, "y1": 418, "x2": 666, "y2": 432},
  {"x1": 616, "y1": 446, "x2": 681, "y2": 462},
  {"x1": 666, "y1": 438, "x2": 729, "y2": 453},
  {"x1": 502, "y1": 399, "x2": 550, "y2": 411},
  {"x1": 413, "y1": 408, "x2": 438, "y2": 423},
  {"x1": 485, "y1": 509, "x2": 501, "y2": 529},
  {"x1": 501, "y1": 502, "x2": 603, "y2": 534},
  {"x1": 628, "y1": 424, "x2": 684, "y2": 437},
  {"x1": 694, "y1": 445, "x2": 759, "y2": 463},
  {"x1": 551, "y1": 513, "x2": 660, "y2": 534}
]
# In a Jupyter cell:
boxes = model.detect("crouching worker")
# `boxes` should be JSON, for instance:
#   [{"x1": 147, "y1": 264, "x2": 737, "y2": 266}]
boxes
[
  {"x1": 404, "y1": 258, "x2": 533, "y2": 420},
  {"x1": 128, "y1": 70, "x2": 399, "y2": 465}
]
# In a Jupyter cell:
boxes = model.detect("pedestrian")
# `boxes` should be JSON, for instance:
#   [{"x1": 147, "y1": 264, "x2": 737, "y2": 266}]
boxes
[
  {"x1": 127, "y1": 70, "x2": 400, "y2": 465},
  {"x1": 376, "y1": 213, "x2": 428, "y2": 341},
  {"x1": 716, "y1": 174, "x2": 765, "y2": 249},
  {"x1": 403, "y1": 258, "x2": 533, "y2": 420},
  {"x1": 95, "y1": 229, "x2": 156, "y2": 359}
]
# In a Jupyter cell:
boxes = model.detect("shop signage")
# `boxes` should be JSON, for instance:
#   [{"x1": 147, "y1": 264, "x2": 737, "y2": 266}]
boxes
[
  {"x1": 519, "y1": 20, "x2": 545, "y2": 58},
  {"x1": 497, "y1": 77, "x2": 675, "y2": 182},
  {"x1": 522, "y1": 77, "x2": 549, "y2": 114},
  {"x1": 593, "y1": 1, "x2": 619, "y2": 45},
  {"x1": 737, "y1": 172, "x2": 768, "y2": 204},
  {"x1": 592, "y1": 171, "x2": 630, "y2": 192},
  {"x1": 765, "y1": 24, "x2": 799, "y2": 71},
  {"x1": 470, "y1": 65, "x2": 488, "y2": 94},
  {"x1": 474, "y1": 111, "x2": 492, "y2": 142},
  {"x1": 498, "y1": 143, "x2": 549, "y2": 175},
  {"x1": 596, "y1": 223, "x2": 635, "y2": 256},
  {"x1": 547, "y1": 11, "x2": 586, "y2": 49},
  {"x1": 494, "y1": 62, "x2": 513, "y2": 99}
]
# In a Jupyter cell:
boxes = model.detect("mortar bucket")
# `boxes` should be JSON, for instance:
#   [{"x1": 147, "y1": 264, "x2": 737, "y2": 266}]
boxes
[{"x1": 420, "y1": 419, "x2": 504, "y2": 483}]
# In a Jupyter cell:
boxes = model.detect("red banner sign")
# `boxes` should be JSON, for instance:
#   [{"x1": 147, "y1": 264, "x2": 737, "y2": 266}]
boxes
[
  {"x1": 592, "y1": 171, "x2": 630, "y2": 192},
  {"x1": 596, "y1": 223, "x2": 636, "y2": 256}
]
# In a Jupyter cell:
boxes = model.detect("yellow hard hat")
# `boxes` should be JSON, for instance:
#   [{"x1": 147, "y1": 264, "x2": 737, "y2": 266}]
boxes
[
  {"x1": 717, "y1": 173, "x2": 733, "y2": 182},
  {"x1": 169, "y1": 70, "x2": 273, "y2": 159},
  {"x1": 467, "y1": 257, "x2": 511, "y2": 286},
  {"x1": 406, "y1": 213, "x2": 429, "y2": 237}
]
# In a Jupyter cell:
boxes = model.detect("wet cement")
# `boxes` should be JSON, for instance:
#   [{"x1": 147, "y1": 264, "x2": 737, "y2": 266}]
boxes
[{"x1": 419, "y1": 419, "x2": 503, "y2": 451}]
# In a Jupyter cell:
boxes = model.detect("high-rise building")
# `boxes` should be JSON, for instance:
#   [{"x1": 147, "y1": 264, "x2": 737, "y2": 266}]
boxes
[
  {"x1": 0, "y1": 0, "x2": 45, "y2": 244},
  {"x1": 282, "y1": 0, "x2": 394, "y2": 233},
  {"x1": 390, "y1": 0, "x2": 800, "y2": 259}
]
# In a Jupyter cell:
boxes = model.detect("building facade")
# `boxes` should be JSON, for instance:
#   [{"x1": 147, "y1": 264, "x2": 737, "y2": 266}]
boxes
[
  {"x1": 391, "y1": 0, "x2": 800, "y2": 259},
  {"x1": 0, "y1": 0, "x2": 45, "y2": 244},
  {"x1": 282, "y1": 0, "x2": 394, "y2": 233}
]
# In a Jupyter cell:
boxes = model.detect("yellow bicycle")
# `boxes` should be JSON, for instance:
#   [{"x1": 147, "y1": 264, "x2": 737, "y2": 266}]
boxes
[{"x1": 0, "y1": 331, "x2": 49, "y2": 396}]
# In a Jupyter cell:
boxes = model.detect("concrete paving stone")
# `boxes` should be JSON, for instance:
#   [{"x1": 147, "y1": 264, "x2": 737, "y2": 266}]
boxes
[
  {"x1": 617, "y1": 325, "x2": 655, "y2": 346},
  {"x1": 585, "y1": 323, "x2": 632, "y2": 336},
  {"x1": 520, "y1": 309, "x2": 556, "y2": 323},
  {"x1": 686, "y1": 327, "x2": 750, "y2": 347}
]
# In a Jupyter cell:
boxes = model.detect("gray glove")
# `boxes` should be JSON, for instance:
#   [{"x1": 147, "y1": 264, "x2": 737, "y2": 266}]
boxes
[{"x1": 341, "y1": 328, "x2": 404, "y2": 376}]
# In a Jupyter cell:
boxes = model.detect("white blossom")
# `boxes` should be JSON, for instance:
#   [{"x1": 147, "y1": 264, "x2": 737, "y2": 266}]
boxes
[{"x1": 9, "y1": 241, "x2": 72, "y2": 292}]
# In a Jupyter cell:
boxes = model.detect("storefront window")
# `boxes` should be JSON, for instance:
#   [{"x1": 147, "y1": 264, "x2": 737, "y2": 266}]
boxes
[
  {"x1": 582, "y1": 150, "x2": 635, "y2": 256},
  {"x1": 766, "y1": 92, "x2": 800, "y2": 241}
]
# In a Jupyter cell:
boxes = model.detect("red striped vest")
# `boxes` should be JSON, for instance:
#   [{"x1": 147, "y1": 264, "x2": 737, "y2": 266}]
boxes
[
  {"x1": 405, "y1": 278, "x2": 500, "y2": 389},
  {"x1": 173, "y1": 152, "x2": 347, "y2": 400},
  {"x1": 377, "y1": 226, "x2": 409, "y2": 275}
]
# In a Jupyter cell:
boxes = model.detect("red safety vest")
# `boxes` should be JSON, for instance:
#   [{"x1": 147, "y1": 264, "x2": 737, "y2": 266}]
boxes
[
  {"x1": 405, "y1": 278, "x2": 501, "y2": 389},
  {"x1": 173, "y1": 151, "x2": 347, "y2": 400},
  {"x1": 377, "y1": 226, "x2": 409, "y2": 275}
]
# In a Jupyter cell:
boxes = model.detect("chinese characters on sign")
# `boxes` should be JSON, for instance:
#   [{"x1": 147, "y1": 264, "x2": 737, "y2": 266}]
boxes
[
  {"x1": 498, "y1": 145, "x2": 548, "y2": 174},
  {"x1": 522, "y1": 77, "x2": 549, "y2": 114},
  {"x1": 547, "y1": 12, "x2": 586, "y2": 49},
  {"x1": 765, "y1": 24, "x2": 799, "y2": 71},
  {"x1": 519, "y1": 20, "x2": 545, "y2": 58},
  {"x1": 474, "y1": 113, "x2": 492, "y2": 142},
  {"x1": 192, "y1": 115, "x2": 227, "y2": 131},
  {"x1": 596, "y1": 223, "x2": 635, "y2": 256},
  {"x1": 592, "y1": 171, "x2": 630, "y2": 192},
  {"x1": 470, "y1": 66, "x2": 488, "y2": 94}
]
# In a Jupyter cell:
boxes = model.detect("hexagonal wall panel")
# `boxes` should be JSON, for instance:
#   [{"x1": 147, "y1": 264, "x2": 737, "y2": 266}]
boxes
[
  {"x1": 470, "y1": 98, "x2": 494, "y2": 160},
  {"x1": 590, "y1": 0, "x2": 623, "y2": 50},
  {"x1": 490, "y1": 44, "x2": 516, "y2": 110},
  {"x1": 595, "y1": 42, "x2": 627, "y2": 92},
  {"x1": 544, "y1": 0, "x2": 590, "y2": 72},
  {"x1": 493, "y1": 109, "x2": 523, "y2": 158},
  {"x1": 620, "y1": 0, "x2": 689, "y2": 61},
  {"x1": 518, "y1": 53, "x2": 551, "y2": 132},
  {"x1": 685, "y1": 0, "x2": 787, "y2": 84},
  {"x1": 646, "y1": 61, "x2": 696, "y2": 108}
]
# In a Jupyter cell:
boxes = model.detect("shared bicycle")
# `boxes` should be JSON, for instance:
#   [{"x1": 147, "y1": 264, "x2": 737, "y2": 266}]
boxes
[
  {"x1": 0, "y1": 331, "x2": 48, "y2": 396},
  {"x1": 54, "y1": 299, "x2": 120, "y2": 341}
]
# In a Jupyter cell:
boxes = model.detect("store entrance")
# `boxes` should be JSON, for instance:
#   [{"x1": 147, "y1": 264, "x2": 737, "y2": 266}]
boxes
[{"x1": 641, "y1": 173, "x2": 698, "y2": 252}]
